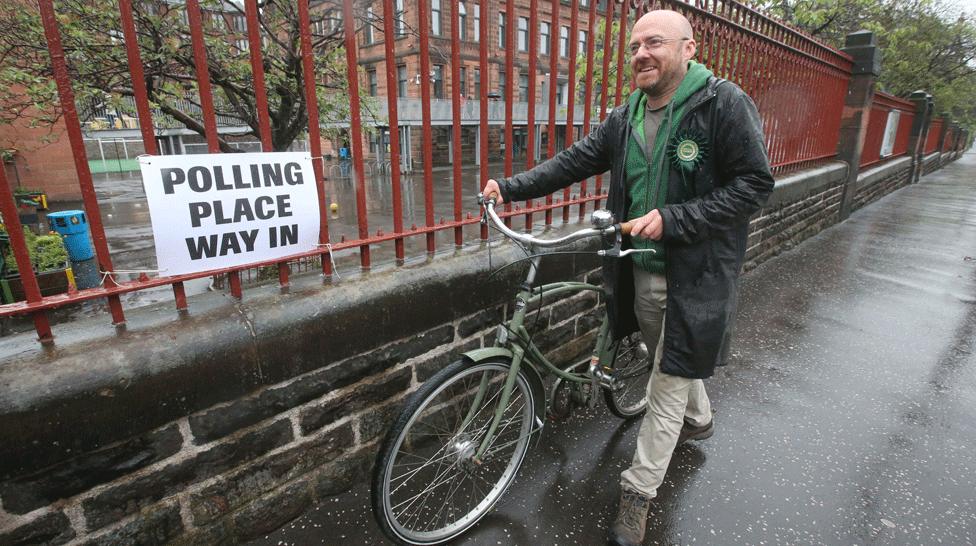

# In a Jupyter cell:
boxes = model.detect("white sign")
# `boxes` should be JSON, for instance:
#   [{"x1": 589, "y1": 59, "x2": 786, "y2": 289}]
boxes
[
  {"x1": 139, "y1": 152, "x2": 320, "y2": 276},
  {"x1": 880, "y1": 110, "x2": 901, "y2": 158}
]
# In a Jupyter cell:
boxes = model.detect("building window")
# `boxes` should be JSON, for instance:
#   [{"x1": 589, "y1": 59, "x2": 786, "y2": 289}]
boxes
[
  {"x1": 517, "y1": 16, "x2": 528, "y2": 52},
  {"x1": 581, "y1": 0, "x2": 589, "y2": 6},
  {"x1": 499, "y1": 71, "x2": 506, "y2": 98},
  {"x1": 474, "y1": 4, "x2": 480, "y2": 41},
  {"x1": 498, "y1": 12, "x2": 506, "y2": 49},
  {"x1": 368, "y1": 68, "x2": 377, "y2": 96},
  {"x1": 459, "y1": 66, "x2": 467, "y2": 98},
  {"x1": 396, "y1": 0, "x2": 406, "y2": 36},
  {"x1": 397, "y1": 64, "x2": 407, "y2": 97},
  {"x1": 232, "y1": 14, "x2": 246, "y2": 32},
  {"x1": 363, "y1": 7, "x2": 374, "y2": 44},
  {"x1": 559, "y1": 26, "x2": 569, "y2": 57},
  {"x1": 431, "y1": 0, "x2": 442, "y2": 36},
  {"x1": 557, "y1": 82, "x2": 567, "y2": 105},
  {"x1": 578, "y1": 30, "x2": 587, "y2": 53},
  {"x1": 458, "y1": 2, "x2": 467, "y2": 41},
  {"x1": 519, "y1": 74, "x2": 529, "y2": 102},
  {"x1": 540, "y1": 22, "x2": 550, "y2": 55},
  {"x1": 433, "y1": 65, "x2": 444, "y2": 99},
  {"x1": 474, "y1": 68, "x2": 481, "y2": 98}
]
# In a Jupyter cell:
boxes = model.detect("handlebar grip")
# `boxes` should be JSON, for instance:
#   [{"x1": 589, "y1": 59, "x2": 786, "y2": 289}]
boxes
[{"x1": 619, "y1": 221, "x2": 634, "y2": 235}]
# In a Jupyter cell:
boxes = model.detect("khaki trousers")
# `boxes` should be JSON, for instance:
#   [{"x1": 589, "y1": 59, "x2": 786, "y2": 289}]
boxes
[{"x1": 619, "y1": 267, "x2": 712, "y2": 499}]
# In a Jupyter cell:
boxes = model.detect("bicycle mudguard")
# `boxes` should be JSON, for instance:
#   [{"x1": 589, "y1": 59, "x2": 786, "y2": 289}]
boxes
[
  {"x1": 462, "y1": 347, "x2": 547, "y2": 426},
  {"x1": 461, "y1": 346, "x2": 514, "y2": 363}
]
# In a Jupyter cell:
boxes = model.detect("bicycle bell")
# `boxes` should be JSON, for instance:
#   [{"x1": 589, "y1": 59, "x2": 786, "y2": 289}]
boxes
[{"x1": 591, "y1": 209, "x2": 615, "y2": 229}]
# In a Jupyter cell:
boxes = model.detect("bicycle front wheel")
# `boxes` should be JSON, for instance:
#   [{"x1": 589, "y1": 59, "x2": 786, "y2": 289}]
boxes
[
  {"x1": 603, "y1": 331, "x2": 652, "y2": 418},
  {"x1": 371, "y1": 358, "x2": 537, "y2": 545}
]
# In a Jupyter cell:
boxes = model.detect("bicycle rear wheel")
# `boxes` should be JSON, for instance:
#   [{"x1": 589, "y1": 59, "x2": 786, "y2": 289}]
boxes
[
  {"x1": 371, "y1": 358, "x2": 537, "y2": 545},
  {"x1": 603, "y1": 331, "x2": 652, "y2": 418}
]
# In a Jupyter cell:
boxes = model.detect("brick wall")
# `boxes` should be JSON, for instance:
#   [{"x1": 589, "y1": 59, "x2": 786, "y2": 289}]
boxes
[
  {"x1": 0, "y1": 119, "x2": 80, "y2": 201},
  {"x1": 0, "y1": 290, "x2": 598, "y2": 545}
]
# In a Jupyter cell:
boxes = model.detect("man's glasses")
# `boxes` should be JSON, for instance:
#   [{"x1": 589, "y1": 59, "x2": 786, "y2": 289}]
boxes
[{"x1": 629, "y1": 37, "x2": 690, "y2": 56}]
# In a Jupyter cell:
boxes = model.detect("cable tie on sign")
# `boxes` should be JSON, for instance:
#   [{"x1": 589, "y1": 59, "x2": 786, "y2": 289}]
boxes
[
  {"x1": 316, "y1": 243, "x2": 341, "y2": 280},
  {"x1": 99, "y1": 268, "x2": 167, "y2": 286}
]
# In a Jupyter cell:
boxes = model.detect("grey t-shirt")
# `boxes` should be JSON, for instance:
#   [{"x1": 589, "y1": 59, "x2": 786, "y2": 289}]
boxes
[{"x1": 643, "y1": 103, "x2": 668, "y2": 161}]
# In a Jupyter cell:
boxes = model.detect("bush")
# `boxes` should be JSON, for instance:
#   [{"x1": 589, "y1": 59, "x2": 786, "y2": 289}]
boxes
[{"x1": 1, "y1": 227, "x2": 68, "y2": 275}]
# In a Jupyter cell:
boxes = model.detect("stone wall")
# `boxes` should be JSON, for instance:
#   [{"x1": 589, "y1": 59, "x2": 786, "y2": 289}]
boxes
[
  {"x1": 0, "y1": 155, "x2": 952, "y2": 545},
  {"x1": 745, "y1": 162, "x2": 847, "y2": 269},
  {"x1": 852, "y1": 157, "x2": 912, "y2": 212}
]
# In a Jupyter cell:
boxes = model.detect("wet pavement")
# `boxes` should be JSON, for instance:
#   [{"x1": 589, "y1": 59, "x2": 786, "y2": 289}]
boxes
[{"x1": 248, "y1": 151, "x2": 976, "y2": 545}]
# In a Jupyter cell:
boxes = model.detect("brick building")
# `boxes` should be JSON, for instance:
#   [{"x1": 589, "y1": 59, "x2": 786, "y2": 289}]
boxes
[{"x1": 348, "y1": 0, "x2": 613, "y2": 170}]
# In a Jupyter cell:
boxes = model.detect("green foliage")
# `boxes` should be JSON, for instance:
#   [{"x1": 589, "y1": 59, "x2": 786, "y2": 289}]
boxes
[
  {"x1": 32, "y1": 234, "x2": 69, "y2": 271},
  {"x1": 0, "y1": 227, "x2": 67, "y2": 275},
  {"x1": 574, "y1": 18, "x2": 632, "y2": 111},
  {"x1": 763, "y1": 0, "x2": 976, "y2": 138},
  {"x1": 0, "y1": 0, "x2": 378, "y2": 151}
]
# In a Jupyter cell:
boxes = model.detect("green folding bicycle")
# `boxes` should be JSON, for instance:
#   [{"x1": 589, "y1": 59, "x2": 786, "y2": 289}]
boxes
[{"x1": 371, "y1": 197, "x2": 654, "y2": 545}]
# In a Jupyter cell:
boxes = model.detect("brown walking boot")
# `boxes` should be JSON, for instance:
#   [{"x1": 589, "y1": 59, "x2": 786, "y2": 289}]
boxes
[
  {"x1": 608, "y1": 488, "x2": 652, "y2": 546},
  {"x1": 677, "y1": 418, "x2": 714, "y2": 446}
]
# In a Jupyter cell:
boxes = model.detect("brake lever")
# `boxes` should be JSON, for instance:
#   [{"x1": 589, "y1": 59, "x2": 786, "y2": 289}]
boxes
[
  {"x1": 598, "y1": 225, "x2": 657, "y2": 258},
  {"x1": 597, "y1": 247, "x2": 657, "y2": 257}
]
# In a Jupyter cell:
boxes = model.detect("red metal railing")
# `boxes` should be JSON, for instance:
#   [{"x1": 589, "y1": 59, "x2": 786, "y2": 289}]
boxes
[
  {"x1": 859, "y1": 92, "x2": 916, "y2": 168},
  {"x1": 0, "y1": 0, "x2": 901, "y2": 345},
  {"x1": 642, "y1": 0, "x2": 853, "y2": 174},
  {"x1": 925, "y1": 117, "x2": 945, "y2": 155},
  {"x1": 942, "y1": 124, "x2": 956, "y2": 152}
]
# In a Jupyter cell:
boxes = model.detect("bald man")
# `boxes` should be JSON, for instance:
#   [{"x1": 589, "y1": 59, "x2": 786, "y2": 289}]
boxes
[{"x1": 483, "y1": 10, "x2": 773, "y2": 545}]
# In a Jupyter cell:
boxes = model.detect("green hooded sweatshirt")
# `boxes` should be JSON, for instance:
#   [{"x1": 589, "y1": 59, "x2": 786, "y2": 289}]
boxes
[{"x1": 626, "y1": 61, "x2": 713, "y2": 273}]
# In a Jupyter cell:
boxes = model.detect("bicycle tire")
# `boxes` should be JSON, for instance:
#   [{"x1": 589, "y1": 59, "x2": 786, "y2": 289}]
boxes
[
  {"x1": 603, "y1": 331, "x2": 652, "y2": 419},
  {"x1": 371, "y1": 358, "x2": 537, "y2": 545}
]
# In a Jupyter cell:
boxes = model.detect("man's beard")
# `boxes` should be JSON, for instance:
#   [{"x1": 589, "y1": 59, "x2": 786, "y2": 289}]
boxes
[{"x1": 638, "y1": 63, "x2": 681, "y2": 98}]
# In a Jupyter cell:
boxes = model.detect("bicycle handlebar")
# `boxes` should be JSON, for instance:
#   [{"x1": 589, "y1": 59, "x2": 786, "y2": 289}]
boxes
[{"x1": 480, "y1": 196, "x2": 637, "y2": 250}]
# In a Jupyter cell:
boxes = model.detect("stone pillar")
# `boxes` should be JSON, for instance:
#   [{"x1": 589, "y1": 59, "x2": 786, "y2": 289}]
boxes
[
  {"x1": 906, "y1": 91, "x2": 933, "y2": 184},
  {"x1": 836, "y1": 31, "x2": 881, "y2": 221},
  {"x1": 936, "y1": 113, "x2": 951, "y2": 163}
]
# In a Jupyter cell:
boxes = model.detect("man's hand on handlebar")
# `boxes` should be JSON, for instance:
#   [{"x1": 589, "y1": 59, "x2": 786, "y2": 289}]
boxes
[
  {"x1": 481, "y1": 179, "x2": 505, "y2": 205},
  {"x1": 628, "y1": 209, "x2": 664, "y2": 241}
]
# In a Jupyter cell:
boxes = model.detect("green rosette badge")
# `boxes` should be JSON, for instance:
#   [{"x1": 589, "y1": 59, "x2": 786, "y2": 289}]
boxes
[{"x1": 668, "y1": 130, "x2": 709, "y2": 174}]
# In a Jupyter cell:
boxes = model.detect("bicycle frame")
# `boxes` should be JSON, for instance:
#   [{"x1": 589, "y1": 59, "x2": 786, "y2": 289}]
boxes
[{"x1": 466, "y1": 253, "x2": 617, "y2": 461}]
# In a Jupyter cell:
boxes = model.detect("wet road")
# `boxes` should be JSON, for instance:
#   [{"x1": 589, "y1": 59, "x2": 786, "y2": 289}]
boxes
[{"x1": 250, "y1": 152, "x2": 976, "y2": 545}]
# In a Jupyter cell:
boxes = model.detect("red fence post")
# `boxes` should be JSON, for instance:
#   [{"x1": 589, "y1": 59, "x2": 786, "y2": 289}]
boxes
[
  {"x1": 244, "y1": 0, "x2": 291, "y2": 289},
  {"x1": 0, "y1": 167, "x2": 53, "y2": 343},
  {"x1": 341, "y1": 0, "x2": 371, "y2": 269},
  {"x1": 38, "y1": 0, "x2": 126, "y2": 326},
  {"x1": 118, "y1": 0, "x2": 187, "y2": 312},
  {"x1": 297, "y1": 0, "x2": 334, "y2": 279},
  {"x1": 835, "y1": 31, "x2": 880, "y2": 221}
]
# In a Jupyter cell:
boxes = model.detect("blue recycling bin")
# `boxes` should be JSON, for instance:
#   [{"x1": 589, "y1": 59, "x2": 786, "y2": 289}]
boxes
[
  {"x1": 47, "y1": 210, "x2": 99, "y2": 289},
  {"x1": 47, "y1": 210, "x2": 94, "y2": 261}
]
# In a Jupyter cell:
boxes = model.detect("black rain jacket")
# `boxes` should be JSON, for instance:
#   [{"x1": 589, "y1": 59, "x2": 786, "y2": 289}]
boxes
[{"x1": 499, "y1": 77, "x2": 774, "y2": 379}]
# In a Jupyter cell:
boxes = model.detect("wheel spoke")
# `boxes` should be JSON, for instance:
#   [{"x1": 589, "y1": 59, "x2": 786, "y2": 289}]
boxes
[{"x1": 376, "y1": 361, "x2": 535, "y2": 543}]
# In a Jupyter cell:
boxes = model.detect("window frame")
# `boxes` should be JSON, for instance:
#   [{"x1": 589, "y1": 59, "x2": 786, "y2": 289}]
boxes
[
  {"x1": 540, "y1": 22, "x2": 551, "y2": 55},
  {"x1": 431, "y1": 0, "x2": 442, "y2": 36},
  {"x1": 517, "y1": 16, "x2": 528, "y2": 52}
]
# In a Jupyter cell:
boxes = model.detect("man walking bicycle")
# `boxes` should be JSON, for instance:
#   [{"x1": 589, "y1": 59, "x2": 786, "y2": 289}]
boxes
[{"x1": 482, "y1": 9, "x2": 773, "y2": 546}]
